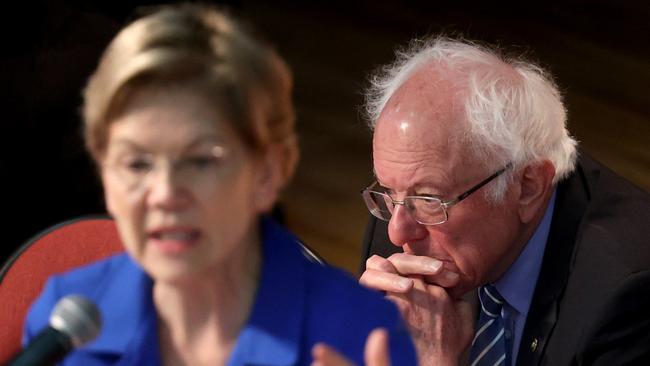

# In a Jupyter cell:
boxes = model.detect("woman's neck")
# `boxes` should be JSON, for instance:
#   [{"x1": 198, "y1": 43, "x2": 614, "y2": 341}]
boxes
[{"x1": 154, "y1": 229, "x2": 262, "y2": 365}]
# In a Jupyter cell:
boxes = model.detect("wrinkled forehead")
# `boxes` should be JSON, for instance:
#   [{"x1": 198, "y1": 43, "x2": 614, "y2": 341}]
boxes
[
  {"x1": 371, "y1": 67, "x2": 494, "y2": 189},
  {"x1": 375, "y1": 67, "x2": 469, "y2": 155}
]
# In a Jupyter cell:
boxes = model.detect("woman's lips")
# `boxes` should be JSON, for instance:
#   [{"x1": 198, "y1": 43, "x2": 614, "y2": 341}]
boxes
[{"x1": 148, "y1": 229, "x2": 200, "y2": 254}]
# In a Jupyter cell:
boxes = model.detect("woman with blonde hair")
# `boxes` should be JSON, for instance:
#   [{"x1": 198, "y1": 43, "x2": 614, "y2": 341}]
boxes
[{"x1": 23, "y1": 4, "x2": 416, "y2": 365}]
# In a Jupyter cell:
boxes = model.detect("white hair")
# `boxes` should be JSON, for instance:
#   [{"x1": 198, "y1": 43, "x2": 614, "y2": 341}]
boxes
[{"x1": 365, "y1": 37, "x2": 578, "y2": 202}]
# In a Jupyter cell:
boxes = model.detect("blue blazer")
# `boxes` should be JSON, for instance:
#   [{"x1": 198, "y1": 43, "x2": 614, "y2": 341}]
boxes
[{"x1": 24, "y1": 218, "x2": 417, "y2": 365}]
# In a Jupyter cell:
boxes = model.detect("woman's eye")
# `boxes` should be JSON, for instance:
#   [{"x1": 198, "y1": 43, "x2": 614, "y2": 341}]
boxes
[
  {"x1": 125, "y1": 158, "x2": 153, "y2": 173},
  {"x1": 187, "y1": 156, "x2": 220, "y2": 169}
]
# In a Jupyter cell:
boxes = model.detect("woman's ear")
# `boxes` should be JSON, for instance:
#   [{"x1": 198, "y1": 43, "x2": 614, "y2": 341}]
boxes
[
  {"x1": 253, "y1": 147, "x2": 284, "y2": 213},
  {"x1": 100, "y1": 164, "x2": 118, "y2": 217},
  {"x1": 517, "y1": 160, "x2": 556, "y2": 223}
]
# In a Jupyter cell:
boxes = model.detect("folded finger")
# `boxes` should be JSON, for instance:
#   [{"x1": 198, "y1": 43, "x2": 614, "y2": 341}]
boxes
[
  {"x1": 365, "y1": 255, "x2": 398, "y2": 274},
  {"x1": 386, "y1": 253, "x2": 444, "y2": 276},
  {"x1": 422, "y1": 270, "x2": 461, "y2": 288},
  {"x1": 359, "y1": 269, "x2": 414, "y2": 293}
]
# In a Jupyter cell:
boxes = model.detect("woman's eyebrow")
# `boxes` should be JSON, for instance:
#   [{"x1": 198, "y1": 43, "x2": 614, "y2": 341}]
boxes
[
  {"x1": 186, "y1": 135, "x2": 222, "y2": 147},
  {"x1": 109, "y1": 135, "x2": 223, "y2": 151},
  {"x1": 107, "y1": 139, "x2": 145, "y2": 151}
]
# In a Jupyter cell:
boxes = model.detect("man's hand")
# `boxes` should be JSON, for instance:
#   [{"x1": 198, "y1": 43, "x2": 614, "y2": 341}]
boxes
[
  {"x1": 311, "y1": 328, "x2": 390, "y2": 366},
  {"x1": 359, "y1": 254, "x2": 475, "y2": 365},
  {"x1": 360, "y1": 253, "x2": 462, "y2": 293}
]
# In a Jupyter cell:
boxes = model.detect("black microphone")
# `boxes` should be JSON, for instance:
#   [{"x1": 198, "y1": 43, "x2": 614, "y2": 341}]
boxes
[{"x1": 8, "y1": 295, "x2": 102, "y2": 366}]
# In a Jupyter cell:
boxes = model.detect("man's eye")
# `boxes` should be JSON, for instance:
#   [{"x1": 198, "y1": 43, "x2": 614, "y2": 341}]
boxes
[
  {"x1": 377, "y1": 184, "x2": 393, "y2": 195},
  {"x1": 419, "y1": 197, "x2": 441, "y2": 205},
  {"x1": 413, "y1": 191, "x2": 440, "y2": 199}
]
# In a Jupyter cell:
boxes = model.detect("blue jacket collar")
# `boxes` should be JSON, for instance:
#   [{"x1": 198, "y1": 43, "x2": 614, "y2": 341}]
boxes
[
  {"x1": 228, "y1": 217, "x2": 306, "y2": 365},
  {"x1": 83, "y1": 255, "x2": 157, "y2": 356},
  {"x1": 83, "y1": 217, "x2": 307, "y2": 365}
]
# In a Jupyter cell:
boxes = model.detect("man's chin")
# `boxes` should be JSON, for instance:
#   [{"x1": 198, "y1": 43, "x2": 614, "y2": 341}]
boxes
[{"x1": 445, "y1": 283, "x2": 475, "y2": 301}]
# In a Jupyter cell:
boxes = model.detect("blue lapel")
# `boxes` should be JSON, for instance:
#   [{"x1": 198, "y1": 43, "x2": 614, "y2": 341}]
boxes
[
  {"x1": 228, "y1": 217, "x2": 306, "y2": 366},
  {"x1": 76, "y1": 217, "x2": 307, "y2": 365},
  {"x1": 81, "y1": 255, "x2": 157, "y2": 358}
]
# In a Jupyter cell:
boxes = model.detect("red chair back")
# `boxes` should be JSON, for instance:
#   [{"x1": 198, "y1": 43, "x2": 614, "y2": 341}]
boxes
[{"x1": 0, "y1": 217, "x2": 124, "y2": 363}]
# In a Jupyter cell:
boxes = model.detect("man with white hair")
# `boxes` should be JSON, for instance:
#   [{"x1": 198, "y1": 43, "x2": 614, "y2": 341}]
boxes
[{"x1": 359, "y1": 37, "x2": 650, "y2": 365}]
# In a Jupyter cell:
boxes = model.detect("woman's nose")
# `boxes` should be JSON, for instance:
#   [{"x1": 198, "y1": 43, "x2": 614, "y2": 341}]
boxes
[
  {"x1": 387, "y1": 204, "x2": 427, "y2": 247},
  {"x1": 145, "y1": 165, "x2": 191, "y2": 210}
]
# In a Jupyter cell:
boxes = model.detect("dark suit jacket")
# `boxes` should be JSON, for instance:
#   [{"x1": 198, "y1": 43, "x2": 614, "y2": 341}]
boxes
[{"x1": 360, "y1": 155, "x2": 650, "y2": 365}]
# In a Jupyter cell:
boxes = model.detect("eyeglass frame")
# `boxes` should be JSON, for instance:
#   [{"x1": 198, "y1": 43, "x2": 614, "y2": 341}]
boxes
[
  {"x1": 102, "y1": 144, "x2": 234, "y2": 193},
  {"x1": 360, "y1": 162, "x2": 513, "y2": 225}
]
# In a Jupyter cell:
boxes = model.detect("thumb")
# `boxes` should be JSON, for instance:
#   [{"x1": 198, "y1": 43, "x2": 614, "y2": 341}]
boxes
[
  {"x1": 364, "y1": 328, "x2": 391, "y2": 366},
  {"x1": 311, "y1": 343, "x2": 355, "y2": 366}
]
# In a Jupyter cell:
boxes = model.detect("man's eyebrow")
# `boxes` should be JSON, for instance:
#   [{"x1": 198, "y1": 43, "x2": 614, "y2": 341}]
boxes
[
  {"x1": 375, "y1": 183, "x2": 390, "y2": 192},
  {"x1": 412, "y1": 181, "x2": 444, "y2": 191},
  {"x1": 374, "y1": 177, "x2": 390, "y2": 190},
  {"x1": 373, "y1": 177, "x2": 445, "y2": 194}
]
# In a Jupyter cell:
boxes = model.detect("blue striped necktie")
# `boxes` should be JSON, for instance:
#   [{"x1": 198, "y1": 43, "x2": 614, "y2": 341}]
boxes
[{"x1": 468, "y1": 285, "x2": 508, "y2": 366}]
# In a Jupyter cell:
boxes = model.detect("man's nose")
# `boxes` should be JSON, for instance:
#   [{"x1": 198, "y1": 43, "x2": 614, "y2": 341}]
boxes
[{"x1": 387, "y1": 203, "x2": 427, "y2": 247}]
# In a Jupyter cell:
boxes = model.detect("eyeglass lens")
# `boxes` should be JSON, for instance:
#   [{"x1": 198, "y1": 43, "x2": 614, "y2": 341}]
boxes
[{"x1": 362, "y1": 190, "x2": 447, "y2": 225}]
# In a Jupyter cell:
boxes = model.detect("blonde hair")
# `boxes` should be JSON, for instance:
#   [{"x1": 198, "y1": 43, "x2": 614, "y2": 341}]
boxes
[{"x1": 83, "y1": 3, "x2": 298, "y2": 185}]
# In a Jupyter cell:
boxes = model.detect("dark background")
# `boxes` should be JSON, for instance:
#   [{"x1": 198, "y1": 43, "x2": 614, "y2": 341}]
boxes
[{"x1": 2, "y1": 0, "x2": 648, "y2": 272}]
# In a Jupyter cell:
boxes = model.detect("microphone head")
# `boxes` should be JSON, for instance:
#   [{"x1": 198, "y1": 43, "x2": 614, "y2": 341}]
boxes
[{"x1": 49, "y1": 295, "x2": 102, "y2": 348}]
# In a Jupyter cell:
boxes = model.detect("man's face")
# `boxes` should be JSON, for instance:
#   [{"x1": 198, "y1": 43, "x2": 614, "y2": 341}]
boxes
[{"x1": 372, "y1": 68, "x2": 525, "y2": 296}]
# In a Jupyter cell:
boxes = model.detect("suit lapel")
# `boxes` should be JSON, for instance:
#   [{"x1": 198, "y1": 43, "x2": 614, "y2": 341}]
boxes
[{"x1": 517, "y1": 160, "x2": 591, "y2": 365}]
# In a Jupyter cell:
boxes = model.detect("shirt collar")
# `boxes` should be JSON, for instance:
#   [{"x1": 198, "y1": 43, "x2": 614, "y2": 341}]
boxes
[{"x1": 494, "y1": 189, "x2": 557, "y2": 316}]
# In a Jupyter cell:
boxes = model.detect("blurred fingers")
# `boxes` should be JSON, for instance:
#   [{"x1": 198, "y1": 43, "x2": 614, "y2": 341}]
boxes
[
  {"x1": 311, "y1": 343, "x2": 355, "y2": 366},
  {"x1": 364, "y1": 328, "x2": 391, "y2": 366}
]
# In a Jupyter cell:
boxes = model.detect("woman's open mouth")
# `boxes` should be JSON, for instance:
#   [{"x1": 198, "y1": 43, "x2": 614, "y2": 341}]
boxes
[{"x1": 148, "y1": 228, "x2": 201, "y2": 254}]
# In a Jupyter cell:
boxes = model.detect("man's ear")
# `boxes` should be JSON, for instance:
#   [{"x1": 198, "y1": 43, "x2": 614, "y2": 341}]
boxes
[
  {"x1": 517, "y1": 160, "x2": 555, "y2": 223},
  {"x1": 253, "y1": 148, "x2": 283, "y2": 213}
]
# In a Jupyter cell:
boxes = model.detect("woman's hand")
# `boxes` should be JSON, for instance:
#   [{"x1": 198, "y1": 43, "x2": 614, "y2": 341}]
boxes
[{"x1": 311, "y1": 328, "x2": 390, "y2": 366}]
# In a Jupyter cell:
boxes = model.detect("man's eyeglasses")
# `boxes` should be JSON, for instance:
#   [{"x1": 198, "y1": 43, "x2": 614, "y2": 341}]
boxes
[{"x1": 361, "y1": 163, "x2": 513, "y2": 225}]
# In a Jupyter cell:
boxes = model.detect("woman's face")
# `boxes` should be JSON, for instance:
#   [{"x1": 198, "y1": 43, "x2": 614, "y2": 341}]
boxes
[{"x1": 101, "y1": 86, "x2": 277, "y2": 283}]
